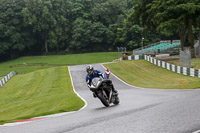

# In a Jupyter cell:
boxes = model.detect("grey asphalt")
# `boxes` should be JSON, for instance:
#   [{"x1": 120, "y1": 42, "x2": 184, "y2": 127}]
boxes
[{"x1": 1, "y1": 64, "x2": 200, "y2": 133}]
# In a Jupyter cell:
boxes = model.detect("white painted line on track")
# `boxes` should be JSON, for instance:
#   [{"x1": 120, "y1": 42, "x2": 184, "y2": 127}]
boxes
[
  {"x1": 101, "y1": 63, "x2": 144, "y2": 89},
  {"x1": 0, "y1": 121, "x2": 33, "y2": 127},
  {"x1": 0, "y1": 66, "x2": 87, "y2": 127},
  {"x1": 0, "y1": 117, "x2": 45, "y2": 127},
  {"x1": 193, "y1": 130, "x2": 200, "y2": 133},
  {"x1": 68, "y1": 66, "x2": 88, "y2": 111}
]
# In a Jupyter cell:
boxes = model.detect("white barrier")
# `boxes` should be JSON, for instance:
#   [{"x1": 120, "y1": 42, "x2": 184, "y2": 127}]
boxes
[
  {"x1": 128, "y1": 56, "x2": 131, "y2": 60},
  {"x1": 155, "y1": 54, "x2": 170, "y2": 58},
  {"x1": 135, "y1": 55, "x2": 139, "y2": 60},
  {"x1": 172, "y1": 65, "x2": 175, "y2": 72},
  {"x1": 190, "y1": 68, "x2": 195, "y2": 77},
  {"x1": 144, "y1": 55, "x2": 200, "y2": 78},
  {"x1": 0, "y1": 80, "x2": 2, "y2": 87},
  {"x1": 183, "y1": 67, "x2": 187, "y2": 75},
  {"x1": 158, "y1": 60, "x2": 161, "y2": 66},
  {"x1": 177, "y1": 66, "x2": 181, "y2": 74},
  {"x1": 0, "y1": 71, "x2": 17, "y2": 88}
]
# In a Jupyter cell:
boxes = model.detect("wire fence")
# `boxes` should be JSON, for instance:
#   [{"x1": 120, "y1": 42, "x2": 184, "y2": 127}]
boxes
[
  {"x1": 194, "y1": 40, "x2": 200, "y2": 57},
  {"x1": 179, "y1": 49, "x2": 191, "y2": 68}
]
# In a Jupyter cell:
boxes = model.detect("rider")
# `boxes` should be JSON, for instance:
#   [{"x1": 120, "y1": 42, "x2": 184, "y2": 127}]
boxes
[
  {"x1": 104, "y1": 67, "x2": 110, "y2": 79},
  {"x1": 85, "y1": 65, "x2": 118, "y2": 97}
]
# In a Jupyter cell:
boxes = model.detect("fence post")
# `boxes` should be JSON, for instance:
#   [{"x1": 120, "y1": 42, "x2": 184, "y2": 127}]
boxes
[
  {"x1": 2, "y1": 78, "x2": 5, "y2": 85},
  {"x1": 0, "y1": 80, "x2": 2, "y2": 87},
  {"x1": 8, "y1": 74, "x2": 10, "y2": 80},
  {"x1": 5, "y1": 76, "x2": 8, "y2": 82}
]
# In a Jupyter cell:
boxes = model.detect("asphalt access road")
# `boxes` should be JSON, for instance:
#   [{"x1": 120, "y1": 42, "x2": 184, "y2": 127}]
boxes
[{"x1": 1, "y1": 64, "x2": 200, "y2": 133}]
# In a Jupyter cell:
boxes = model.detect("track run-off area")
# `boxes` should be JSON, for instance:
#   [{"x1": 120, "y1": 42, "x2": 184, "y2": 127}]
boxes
[{"x1": 1, "y1": 64, "x2": 200, "y2": 133}]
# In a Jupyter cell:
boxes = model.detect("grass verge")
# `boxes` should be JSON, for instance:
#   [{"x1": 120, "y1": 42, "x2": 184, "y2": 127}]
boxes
[
  {"x1": 0, "y1": 52, "x2": 119, "y2": 75},
  {"x1": 104, "y1": 60, "x2": 200, "y2": 89},
  {"x1": 0, "y1": 66, "x2": 85, "y2": 125},
  {"x1": 167, "y1": 58, "x2": 200, "y2": 69}
]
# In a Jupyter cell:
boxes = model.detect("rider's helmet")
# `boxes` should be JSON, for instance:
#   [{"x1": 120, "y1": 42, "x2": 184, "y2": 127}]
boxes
[
  {"x1": 106, "y1": 67, "x2": 110, "y2": 72},
  {"x1": 86, "y1": 65, "x2": 94, "y2": 76},
  {"x1": 105, "y1": 67, "x2": 110, "y2": 78}
]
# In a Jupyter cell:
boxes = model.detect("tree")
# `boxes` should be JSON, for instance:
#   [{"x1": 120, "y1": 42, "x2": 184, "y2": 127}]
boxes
[
  {"x1": 70, "y1": 18, "x2": 109, "y2": 52},
  {"x1": 131, "y1": 0, "x2": 200, "y2": 57},
  {"x1": 22, "y1": 0, "x2": 68, "y2": 53},
  {"x1": 0, "y1": 0, "x2": 28, "y2": 59}
]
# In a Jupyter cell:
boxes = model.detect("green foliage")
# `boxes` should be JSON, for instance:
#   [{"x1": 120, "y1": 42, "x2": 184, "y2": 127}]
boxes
[
  {"x1": 22, "y1": 0, "x2": 70, "y2": 53},
  {"x1": 0, "y1": 0, "x2": 131, "y2": 59},
  {"x1": 130, "y1": 0, "x2": 200, "y2": 51},
  {"x1": 0, "y1": 0, "x2": 27, "y2": 58},
  {"x1": 70, "y1": 18, "x2": 109, "y2": 52},
  {"x1": 1, "y1": 0, "x2": 199, "y2": 60}
]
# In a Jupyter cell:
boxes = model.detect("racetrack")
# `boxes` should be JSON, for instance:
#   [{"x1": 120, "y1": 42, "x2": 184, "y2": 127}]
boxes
[{"x1": 1, "y1": 64, "x2": 200, "y2": 133}]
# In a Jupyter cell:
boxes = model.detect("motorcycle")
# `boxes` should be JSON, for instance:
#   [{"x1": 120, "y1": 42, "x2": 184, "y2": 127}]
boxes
[{"x1": 90, "y1": 77, "x2": 120, "y2": 107}]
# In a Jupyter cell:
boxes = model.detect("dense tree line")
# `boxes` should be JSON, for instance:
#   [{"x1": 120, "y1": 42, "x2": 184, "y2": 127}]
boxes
[
  {"x1": 131, "y1": 0, "x2": 200, "y2": 57},
  {"x1": 0, "y1": 0, "x2": 199, "y2": 60}
]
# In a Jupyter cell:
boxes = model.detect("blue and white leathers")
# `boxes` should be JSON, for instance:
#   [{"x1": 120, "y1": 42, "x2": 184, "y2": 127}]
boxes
[{"x1": 86, "y1": 70, "x2": 103, "y2": 88}]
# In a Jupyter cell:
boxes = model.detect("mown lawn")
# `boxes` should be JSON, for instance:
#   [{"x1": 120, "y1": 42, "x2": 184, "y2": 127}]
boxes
[
  {"x1": 104, "y1": 60, "x2": 200, "y2": 89},
  {"x1": 0, "y1": 52, "x2": 120, "y2": 125},
  {"x1": 0, "y1": 66, "x2": 84, "y2": 124},
  {"x1": 167, "y1": 58, "x2": 200, "y2": 69},
  {"x1": 0, "y1": 52, "x2": 118, "y2": 75}
]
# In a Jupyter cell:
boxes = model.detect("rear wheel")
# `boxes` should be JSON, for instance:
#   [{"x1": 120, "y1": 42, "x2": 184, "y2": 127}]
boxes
[
  {"x1": 113, "y1": 95, "x2": 120, "y2": 105},
  {"x1": 97, "y1": 91, "x2": 109, "y2": 107}
]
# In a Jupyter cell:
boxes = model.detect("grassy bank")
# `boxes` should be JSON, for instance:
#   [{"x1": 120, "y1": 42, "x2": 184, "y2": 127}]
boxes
[
  {"x1": 0, "y1": 66, "x2": 85, "y2": 124},
  {"x1": 0, "y1": 52, "x2": 118, "y2": 75},
  {"x1": 104, "y1": 60, "x2": 200, "y2": 89},
  {"x1": 167, "y1": 58, "x2": 200, "y2": 69}
]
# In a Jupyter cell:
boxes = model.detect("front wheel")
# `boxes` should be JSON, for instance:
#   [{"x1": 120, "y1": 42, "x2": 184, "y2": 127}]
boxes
[{"x1": 96, "y1": 91, "x2": 110, "y2": 107}]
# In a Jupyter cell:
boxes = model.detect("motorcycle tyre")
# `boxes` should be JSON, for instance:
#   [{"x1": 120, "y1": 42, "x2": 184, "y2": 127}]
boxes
[
  {"x1": 97, "y1": 91, "x2": 110, "y2": 107},
  {"x1": 113, "y1": 95, "x2": 120, "y2": 105}
]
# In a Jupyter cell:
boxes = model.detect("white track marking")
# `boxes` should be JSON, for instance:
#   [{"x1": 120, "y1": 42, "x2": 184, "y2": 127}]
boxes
[{"x1": 101, "y1": 63, "x2": 144, "y2": 89}]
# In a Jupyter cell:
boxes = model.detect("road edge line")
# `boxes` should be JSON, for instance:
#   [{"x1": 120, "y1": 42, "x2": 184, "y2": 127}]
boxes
[
  {"x1": 193, "y1": 130, "x2": 200, "y2": 133},
  {"x1": 0, "y1": 66, "x2": 88, "y2": 127},
  {"x1": 68, "y1": 66, "x2": 88, "y2": 111},
  {"x1": 100, "y1": 63, "x2": 144, "y2": 89}
]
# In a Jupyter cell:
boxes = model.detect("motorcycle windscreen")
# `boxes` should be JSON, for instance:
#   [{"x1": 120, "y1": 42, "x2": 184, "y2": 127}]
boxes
[{"x1": 91, "y1": 77, "x2": 101, "y2": 88}]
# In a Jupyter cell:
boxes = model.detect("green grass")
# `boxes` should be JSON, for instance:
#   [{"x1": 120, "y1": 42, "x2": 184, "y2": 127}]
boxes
[
  {"x1": 167, "y1": 58, "x2": 200, "y2": 69},
  {"x1": 0, "y1": 52, "x2": 119, "y2": 125},
  {"x1": 0, "y1": 52, "x2": 118, "y2": 75},
  {"x1": 104, "y1": 60, "x2": 200, "y2": 89},
  {"x1": 0, "y1": 66, "x2": 85, "y2": 124}
]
